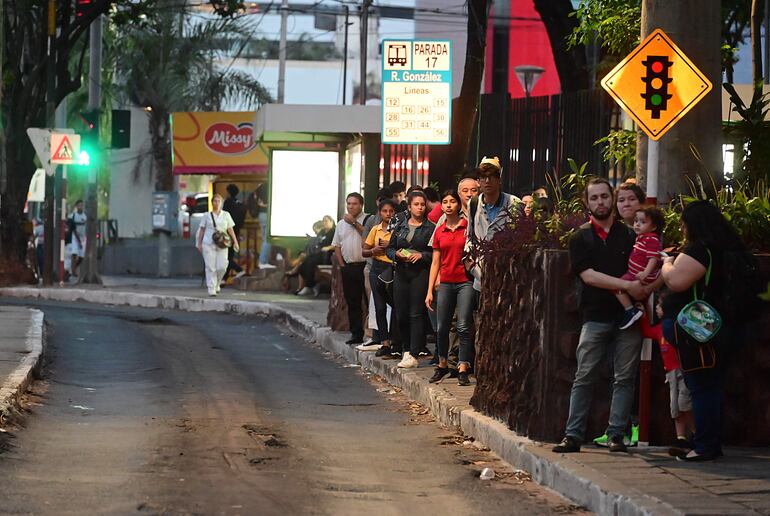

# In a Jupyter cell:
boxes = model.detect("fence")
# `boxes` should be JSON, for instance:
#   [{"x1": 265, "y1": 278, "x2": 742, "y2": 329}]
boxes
[{"x1": 469, "y1": 89, "x2": 626, "y2": 196}]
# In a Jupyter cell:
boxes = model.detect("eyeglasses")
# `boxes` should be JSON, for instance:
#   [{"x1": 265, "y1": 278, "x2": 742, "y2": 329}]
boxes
[{"x1": 478, "y1": 174, "x2": 499, "y2": 182}]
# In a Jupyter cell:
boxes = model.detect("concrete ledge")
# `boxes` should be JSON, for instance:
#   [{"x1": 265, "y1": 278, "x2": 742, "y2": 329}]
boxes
[
  {"x1": 0, "y1": 308, "x2": 45, "y2": 424},
  {"x1": 0, "y1": 286, "x2": 678, "y2": 515}
]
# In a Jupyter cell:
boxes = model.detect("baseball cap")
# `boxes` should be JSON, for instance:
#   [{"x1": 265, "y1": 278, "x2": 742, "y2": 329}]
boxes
[{"x1": 478, "y1": 156, "x2": 502, "y2": 175}]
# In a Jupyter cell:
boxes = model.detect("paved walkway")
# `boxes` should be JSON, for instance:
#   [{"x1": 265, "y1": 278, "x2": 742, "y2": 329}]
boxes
[{"x1": 2, "y1": 277, "x2": 770, "y2": 515}]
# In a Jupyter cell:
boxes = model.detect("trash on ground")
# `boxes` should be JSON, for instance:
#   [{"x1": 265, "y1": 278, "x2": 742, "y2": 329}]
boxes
[{"x1": 479, "y1": 467, "x2": 495, "y2": 480}]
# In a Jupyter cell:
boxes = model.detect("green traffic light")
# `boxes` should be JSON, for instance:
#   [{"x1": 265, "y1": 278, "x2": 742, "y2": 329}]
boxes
[
  {"x1": 651, "y1": 94, "x2": 663, "y2": 106},
  {"x1": 78, "y1": 150, "x2": 91, "y2": 166}
]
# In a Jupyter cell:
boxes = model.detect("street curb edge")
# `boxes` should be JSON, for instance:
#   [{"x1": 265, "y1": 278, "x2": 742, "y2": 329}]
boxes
[{"x1": 0, "y1": 308, "x2": 45, "y2": 425}]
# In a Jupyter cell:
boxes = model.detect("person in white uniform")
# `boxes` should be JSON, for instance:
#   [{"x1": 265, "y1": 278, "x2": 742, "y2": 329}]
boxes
[
  {"x1": 68, "y1": 200, "x2": 87, "y2": 277},
  {"x1": 196, "y1": 193, "x2": 239, "y2": 296}
]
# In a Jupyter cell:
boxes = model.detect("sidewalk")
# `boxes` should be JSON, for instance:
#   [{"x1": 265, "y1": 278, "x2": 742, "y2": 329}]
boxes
[
  {"x1": 0, "y1": 307, "x2": 45, "y2": 424},
  {"x1": 2, "y1": 277, "x2": 769, "y2": 515}
]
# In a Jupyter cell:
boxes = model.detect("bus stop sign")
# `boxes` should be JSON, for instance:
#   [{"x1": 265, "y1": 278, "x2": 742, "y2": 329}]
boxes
[
  {"x1": 381, "y1": 39, "x2": 452, "y2": 145},
  {"x1": 600, "y1": 29, "x2": 712, "y2": 140}
]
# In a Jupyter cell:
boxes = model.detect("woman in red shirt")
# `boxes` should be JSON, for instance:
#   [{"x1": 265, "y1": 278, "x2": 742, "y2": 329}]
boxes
[{"x1": 425, "y1": 190, "x2": 474, "y2": 386}]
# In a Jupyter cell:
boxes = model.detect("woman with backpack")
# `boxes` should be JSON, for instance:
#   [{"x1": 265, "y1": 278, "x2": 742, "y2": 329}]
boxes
[
  {"x1": 386, "y1": 191, "x2": 436, "y2": 369},
  {"x1": 660, "y1": 200, "x2": 756, "y2": 462},
  {"x1": 197, "y1": 193, "x2": 239, "y2": 297}
]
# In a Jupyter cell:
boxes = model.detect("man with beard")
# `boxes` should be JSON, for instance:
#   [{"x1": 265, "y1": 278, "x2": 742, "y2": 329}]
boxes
[{"x1": 553, "y1": 177, "x2": 646, "y2": 454}]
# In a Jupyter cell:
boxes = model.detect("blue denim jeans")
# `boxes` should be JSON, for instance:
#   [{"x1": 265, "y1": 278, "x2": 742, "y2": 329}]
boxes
[
  {"x1": 565, "y1": 321, "x2": 642, "y2": 442},
  {"x1": 436, "y1": 281, "x2": 474, "y2": 365}
]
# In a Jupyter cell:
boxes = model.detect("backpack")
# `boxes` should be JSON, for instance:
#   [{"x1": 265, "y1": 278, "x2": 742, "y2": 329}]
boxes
[{"x1": 717, "y1": 247, "x2": 764, "y2": 324}]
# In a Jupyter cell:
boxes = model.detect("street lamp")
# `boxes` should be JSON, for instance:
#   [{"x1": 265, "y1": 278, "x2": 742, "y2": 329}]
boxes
[
  {"x1": 514, "y1": 65, "x2": 545, "y2": 99},
  {"x1": 513, "y1": 65, "x2": 545, "y2": 194}
]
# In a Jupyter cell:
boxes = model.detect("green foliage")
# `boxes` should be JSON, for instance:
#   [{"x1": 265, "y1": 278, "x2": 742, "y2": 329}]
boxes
[
  {"x1": 542, "y1": 159, "x2": 592, "y2": 247},
  {"x1": 668, "y1": 178, "x2": 770, "y2": 252},
  {"x1": 567, "y1": 0, "x2": 641, "y2": 56},
  {"x1": 723, "y1": 82, "x2": 770, "y2": 187},
  {"x1": 594, "y1": 129, "x2": 636, "y2": 170}
]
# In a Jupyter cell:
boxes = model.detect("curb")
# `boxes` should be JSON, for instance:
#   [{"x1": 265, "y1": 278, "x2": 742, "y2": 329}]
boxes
[
  {"x1": 0, "y1": 287, "x2": 677, "y2": 515},
  {"x1": 0, "y1": 308, "x2": 45, "y2": 424}
]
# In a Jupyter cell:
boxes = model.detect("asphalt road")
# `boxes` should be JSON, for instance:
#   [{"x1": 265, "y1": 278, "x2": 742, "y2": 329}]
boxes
[{"x1": 0, "y1": 300, "x2": 586, "y2": 515}]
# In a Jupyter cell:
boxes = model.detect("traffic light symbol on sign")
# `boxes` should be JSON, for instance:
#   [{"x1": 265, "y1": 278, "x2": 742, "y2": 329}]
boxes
[{"x1": 641, "y1": 55, "x2": 672, "y2": 119}]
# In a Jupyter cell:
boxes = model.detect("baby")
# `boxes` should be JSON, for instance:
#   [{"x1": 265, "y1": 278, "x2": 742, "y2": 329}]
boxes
[{"x1": 617, "y1": 205, "x2": 665, "y2": 330}]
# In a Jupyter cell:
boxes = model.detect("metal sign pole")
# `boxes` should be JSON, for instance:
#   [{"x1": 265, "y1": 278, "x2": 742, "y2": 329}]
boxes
[
  {"x1": 637, "y1": 136, "x2": 659, "y2": 446},
  {"x1": 59, "y1": 165, "x2": 67, "y2": 286}
]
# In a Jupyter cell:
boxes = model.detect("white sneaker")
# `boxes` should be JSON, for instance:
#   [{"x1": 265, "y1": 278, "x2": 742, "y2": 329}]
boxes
[
  {"x1": 397, "y1": 352, "x2": 419, "y2": 368},
  {"x1": 296, "y1": 287, "x2": 313, "y2": 296},
  {"x1": 234, "y1": 271, "x2": 246, "y2": 279},
  {"x1": 208, "y1": 290, "x2": 217, "y2": 297},
  {"x1": 312, "y1": 284, "x2": 322, "y2": 297},
  {"x1": 356, "y1": 343, "x2": 382, "y2": 352},
  {"x1": 260, "y1": 263, "x2": 277, "y2": 269}
]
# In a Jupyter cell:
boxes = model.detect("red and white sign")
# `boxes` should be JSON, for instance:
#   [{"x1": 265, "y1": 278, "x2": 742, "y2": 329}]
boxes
[
  {"x1": 51, "y1": 133, "x2": 80, "y2": 165},
  {"x1": 204, "y1": 122, "x2": 256, "y2": 155}
]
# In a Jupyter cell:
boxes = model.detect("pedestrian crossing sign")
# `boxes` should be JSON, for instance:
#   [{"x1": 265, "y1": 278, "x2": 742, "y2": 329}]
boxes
[{"x1": 51, "y1": 133, "x2": 80, "y2": 165}]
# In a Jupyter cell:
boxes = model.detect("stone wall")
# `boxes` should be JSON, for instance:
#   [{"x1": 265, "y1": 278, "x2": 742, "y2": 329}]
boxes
[{"x1": 470, "y1": 249, "x2": 770, "y2": 446}]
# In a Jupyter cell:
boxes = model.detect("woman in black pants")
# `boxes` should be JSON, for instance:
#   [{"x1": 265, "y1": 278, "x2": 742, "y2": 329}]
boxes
[{"x1": 386, "y1": 191, "x2": 436, "y2": 369}]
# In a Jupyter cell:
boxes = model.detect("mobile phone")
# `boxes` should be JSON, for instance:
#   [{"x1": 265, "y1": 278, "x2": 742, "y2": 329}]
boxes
[{"x1": 659, "y1": 251, "x2": 669, "y2": 258}]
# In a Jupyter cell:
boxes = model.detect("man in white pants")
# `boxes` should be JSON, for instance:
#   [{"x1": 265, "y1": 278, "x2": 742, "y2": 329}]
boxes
[{"x1": 196, "y1": 193, "x2": 239, "y2": 296}]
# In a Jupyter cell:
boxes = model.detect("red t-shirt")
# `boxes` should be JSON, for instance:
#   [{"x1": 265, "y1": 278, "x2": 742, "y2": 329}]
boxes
[
  {"x1": 427, "y1": 203, "x2": 443, "y2": 224},
  {"x1": 432, "y1": 218, "x2": 469, "y2": 283}
]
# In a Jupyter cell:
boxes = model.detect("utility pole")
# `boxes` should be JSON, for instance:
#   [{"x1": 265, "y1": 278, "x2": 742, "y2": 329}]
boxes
[
  {"x1": 342, "y1": 5, "x2": 349, "y2": 105},
  {"x1": 80, "y1": 14, "x2": 102, "y2": 284},
  {"x1": 277, "y1": 0, "x2": 288, "y2": 103},
  {"x1": 43, "y1": 0, "x2": 56, "y2": 285},
  {"x1": 359, "y1": 0, "x2": 373, "y2": 105}
]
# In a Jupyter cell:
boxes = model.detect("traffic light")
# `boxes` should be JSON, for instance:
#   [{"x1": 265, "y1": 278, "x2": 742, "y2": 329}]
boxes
[
  {"x1": 641, "y1": 55, "x2": 672, "y2": 119},
  {"x1": 75, "y1": 0, "x2": 94, "y2": 18},
  {"x1": 77, "y1": 110, "x2": 100, "y2": 170}
]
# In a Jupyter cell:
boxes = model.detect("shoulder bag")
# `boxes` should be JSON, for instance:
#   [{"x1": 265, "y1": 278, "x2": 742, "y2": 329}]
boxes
[
  {"x1": 210, "y1": 212, "x2": 232, "y2": 249},
  {"x1": 676, "y1": 249, "x2": 722, "y2": 344}
]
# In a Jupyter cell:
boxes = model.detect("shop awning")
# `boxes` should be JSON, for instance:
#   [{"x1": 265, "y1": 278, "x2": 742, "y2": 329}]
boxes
[{"x1": 253, "y1": 104, "x2": 381, "y2": 141}]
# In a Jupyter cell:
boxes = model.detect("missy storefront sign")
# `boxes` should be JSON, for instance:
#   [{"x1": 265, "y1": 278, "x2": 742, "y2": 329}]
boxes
[{"x1": 171, "y1": 112, "x2": 268, "y2": 174}]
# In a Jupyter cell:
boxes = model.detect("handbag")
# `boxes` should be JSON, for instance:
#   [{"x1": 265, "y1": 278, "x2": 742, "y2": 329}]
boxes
[
  {"x1": 674, "y1": 323, "x2": 717, "y2": 373},
  {"x1": 676, "y1": 249, "x2": 722, "y2": 344},
  {"x1": 377, "y1": 266, "x2": 394, "y2": 285},
  {"x1": 210, "y1": 212, "x2": 232, "y2": 249}
]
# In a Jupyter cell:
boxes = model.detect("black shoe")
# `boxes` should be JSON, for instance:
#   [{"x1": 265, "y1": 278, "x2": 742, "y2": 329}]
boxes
[
  {"x1": 429, "y1": 367, "x2": 449, "y2": 383},
  {"x1": 618, "y1": 306, "x2": 643, "y2": 330},
  {"x1": 457, "y1": 371, "x2": 471, "y2": 386},
  {"x1": 346, "y1": 337, "x2": 364, "y2": 345},
  {"x1": 375, "y1": 346, "x2": 392, "y2": 358},
  {"x1": 553, "y1": 436, "x2": 581, "y2": 453},
  {"x1": 608, "y1": 435, "x2": 628, "y2": 453},
  {"x1": 676, "y1": 451, "x2": 718, "y2": 462},
  {"x1": 448, "y1": 368, "x2": 459, "y2": 378}
]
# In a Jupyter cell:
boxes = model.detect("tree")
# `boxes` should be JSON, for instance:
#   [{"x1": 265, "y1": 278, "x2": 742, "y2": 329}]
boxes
[
  {"x1": 0, "y1": 0, "x2": 154, "y2": 260},
  {"x1": 117, "y1": 13, "x2": 272, "y2": 191},
  {"x1": 533, "y1": 0, "x2": 590, "y2": 92},
  {"x1": 637, "y1": 0, "x2": 723, "y2": 199},
  {"x1": 449, "y1": 0, "x2": 489, "y2": 171}
]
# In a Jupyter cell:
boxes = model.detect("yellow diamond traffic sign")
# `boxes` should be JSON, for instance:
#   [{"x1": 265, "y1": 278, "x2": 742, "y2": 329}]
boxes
[{"x1": 601, "y1": 29, "x2": 712, "y2": 141}]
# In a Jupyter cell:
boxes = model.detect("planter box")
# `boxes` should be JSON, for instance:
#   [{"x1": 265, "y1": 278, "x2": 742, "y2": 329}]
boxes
[{"x1": 470, "y1": 249, "x2": 770, "y2": 446}]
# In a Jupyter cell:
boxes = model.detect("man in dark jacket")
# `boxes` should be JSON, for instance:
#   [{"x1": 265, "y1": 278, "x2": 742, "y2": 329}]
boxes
[{"x1": 223, "y1": 184, "x2": 246, "y2": 281}]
